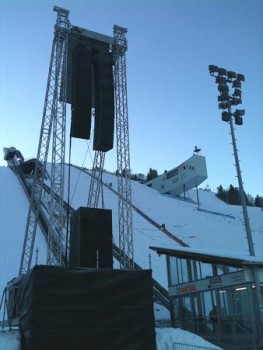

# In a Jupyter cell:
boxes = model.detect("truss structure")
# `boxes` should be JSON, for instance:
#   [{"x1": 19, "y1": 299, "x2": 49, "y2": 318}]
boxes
[
  {"x1": 19, "y1": 8, "x2": 134, "y2": 274},
  {"x1": 19, "y1": 7, "x2": 70, "y2": 274},
  {"x1": 113, "y1": 25, "x2": 134, "y2": 269},
  {"x1": 87, "y1": 150, "x2": 105, "y2": 208}
]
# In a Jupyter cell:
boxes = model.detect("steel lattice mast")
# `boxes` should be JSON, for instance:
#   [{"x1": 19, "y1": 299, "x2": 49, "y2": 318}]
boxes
[
  {"x1": 19, "y1": 7, "x2": 70, "y2": 274},
  {"x1": 87, "y1": 150, "x2": 106, "y2": 208},
  {"x1": 113, "y1": 25, "x2": 134, "y2": 269},
  {"x1": 46, "y1": 7, "x2": 70, "y2": 265}
]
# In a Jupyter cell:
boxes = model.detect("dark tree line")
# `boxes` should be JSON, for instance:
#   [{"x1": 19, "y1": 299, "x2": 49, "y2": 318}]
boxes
[
  {"x1": 146, "y1": 168, "x2": 158, "y2": 181},
  {"x1": 217, "y1": 184, "x2": 263, "y2": 208}
]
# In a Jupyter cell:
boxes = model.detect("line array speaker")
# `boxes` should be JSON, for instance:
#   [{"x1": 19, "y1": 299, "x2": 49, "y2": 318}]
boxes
[
  {"x1": 69, "y1": 207, "x2": 113, "y2": 268},
  {"x1": 70, "y1": 45, "x2": 92, "y2": 140},
  {"x1": 93, "y1": 51, "x2": 115, "y2": 152}
]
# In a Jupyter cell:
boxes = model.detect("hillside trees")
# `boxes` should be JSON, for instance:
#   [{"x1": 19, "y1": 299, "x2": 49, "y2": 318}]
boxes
[
  {"x1": 216, "y1": 184, "x2": 261, "y2": 207},
  {"x1": 255, "y1": 195, "x2": 263, "y2": 208},
  {"x1": 146, "y1": 168, "x2": 158, "y2": 181}
]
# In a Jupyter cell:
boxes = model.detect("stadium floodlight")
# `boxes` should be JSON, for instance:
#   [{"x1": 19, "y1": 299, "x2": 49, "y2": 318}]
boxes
[
  {"x1": 233, "y1": 88, "x2": 242, "y2": 97},
  {"x1": 232, "y1": 97, "x2": 242, "y2": 105},
  {"x1": 216, "y1": 76, "x2": 226, "y2": 84},
  {"x1": 218, "y1": 84, "x2": 229, "y2": 93},
  {"x1": 208, "y1": 67, "x2": 260, "y2": 313},
  {"x1": 234, "y1": 109, "x2": 245, "y2": 117},
  {"x1": 218, "y1": 94, "x2": 229, "y2": 102},
  {"x1": 234, "y1": 115, "x2": 243, "y2": 125},
  {"x1": 222, "y1": 111, "x2": 231, "y2": 122},
  {"x1": 209, "y1": 65, "x2": 245, "y2": 117},
  {"x1": 210, "y1": 67, "x2": 262, "y2": 337},
  {"x1": 236, "y1": 73, "x2": 245, "y2": 82},
  {"x1": 233, "y1": 80, "x2": 241, "y2": 89},
  {"x1": 218, "y1": 67, "x2": 228, "y2": 76},
  {"x1": 208, "y1": 65, "x2": 219, "y2": 75},
  {"x1": 227, "y1": 71, "x2": 237, "y2": 80},
  {"x1": 218, "y1": 101, "x2": 231, "y2": 110}
]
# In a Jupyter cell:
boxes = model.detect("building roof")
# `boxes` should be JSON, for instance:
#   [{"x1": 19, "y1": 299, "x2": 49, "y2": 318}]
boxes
[{"x1": 149, "y1": 246, "x2": 263, "y2": 268}]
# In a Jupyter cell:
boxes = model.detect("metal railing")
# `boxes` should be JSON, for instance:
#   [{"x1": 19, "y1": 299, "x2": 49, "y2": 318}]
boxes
[{"x1": 173, "y1": 343, "x2": 219, "y2": 350}]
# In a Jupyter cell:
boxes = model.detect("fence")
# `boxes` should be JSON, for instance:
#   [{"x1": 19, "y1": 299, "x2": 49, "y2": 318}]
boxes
[{"x1": 173, "y1": 343, "x2": 219, "y2": 350}]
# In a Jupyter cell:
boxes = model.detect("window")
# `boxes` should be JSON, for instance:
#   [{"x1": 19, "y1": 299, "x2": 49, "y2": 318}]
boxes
[
  {"x1": 166, "y1": 168, "x2": 179, "y2": 179},
  {"x1": 168, "y1": 257, "x2": 192, "y2": 285},
  {"x1": 178, "y1": 258, "x2": 191, "y2": 284},
  {"x1": 199, "y1": 261, "x2": 213, "y2": 278},
  {"x1": 168, "y1": 257, "x2": 178, "y2": 286}
]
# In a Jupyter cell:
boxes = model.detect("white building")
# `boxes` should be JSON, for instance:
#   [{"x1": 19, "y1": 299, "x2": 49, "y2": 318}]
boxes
[{"x1": 145, "y1": 155, "x2": 208, "y2": 196}]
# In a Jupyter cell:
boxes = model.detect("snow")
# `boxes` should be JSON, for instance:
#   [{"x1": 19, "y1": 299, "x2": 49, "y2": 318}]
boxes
[
  {"x1": 150, "y1": 245, "x2": 263, "y2": 264},
  {"x1": 0, "y1": 328, "x2": 222, "y2": 350},
  {"x1": 0, "y1": 331, "x2": 20, "y2": 350},
  {"x1": 155, "y1": 328, "x2": 222, "y2": 349},
  {"x1": 1, "y1": 164, "x2": 262, "y2": 349}
]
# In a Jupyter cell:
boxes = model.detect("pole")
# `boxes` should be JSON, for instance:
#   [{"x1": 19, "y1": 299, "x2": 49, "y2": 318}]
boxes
[
  {"x1": 228, "y1": 107, "x2": 255, "y2": 256},
  {"x1": 228, "y1": 107, "x2": 263, "y2": 339}
]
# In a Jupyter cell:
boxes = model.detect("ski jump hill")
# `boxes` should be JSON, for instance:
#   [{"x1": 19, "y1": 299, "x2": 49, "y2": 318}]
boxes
[{"x1": 0, "y1": 162, "x2": 263, "y2": 313}]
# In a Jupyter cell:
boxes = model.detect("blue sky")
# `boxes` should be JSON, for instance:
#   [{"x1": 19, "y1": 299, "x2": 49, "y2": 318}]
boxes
[{"x1": 1, "y1": 0, "x2": 262, "y2": 197}]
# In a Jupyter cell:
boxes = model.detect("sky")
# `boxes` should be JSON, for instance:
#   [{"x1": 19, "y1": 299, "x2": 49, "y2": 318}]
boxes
[{"x1": 0, "y1": 0, "x2": 262, "y2": 197}]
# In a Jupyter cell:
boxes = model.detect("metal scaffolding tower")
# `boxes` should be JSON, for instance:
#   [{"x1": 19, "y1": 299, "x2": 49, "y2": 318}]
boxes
[
  {"x1": 19, "y1": 6, "x2": 70, "y2": 274},
  {"x1": 113, "y1": 25, "x2": 134, "y2": 269},
  {"x1": 87, "y1": 150, "x2": 105, "y2": 208},
  {"x1": 19, "y1": 7, "x2": 134, "y2": 274}
]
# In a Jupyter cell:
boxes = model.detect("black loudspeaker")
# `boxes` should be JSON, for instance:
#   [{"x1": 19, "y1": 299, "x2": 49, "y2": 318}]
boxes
[
  {"x1": 69, "y1": 207, "x2": 113, "y2": 268},
  {"x1": 93, "y1": 51, "x2": 115, "y2": 152},
  {"x1": 70, "y1": 45, "x2": 92, "y2": 140}
]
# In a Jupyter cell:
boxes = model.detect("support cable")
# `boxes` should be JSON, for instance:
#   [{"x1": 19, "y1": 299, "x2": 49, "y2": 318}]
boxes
[{"x1": 65, "y1": 136, "x2": 72, "y2": 265}]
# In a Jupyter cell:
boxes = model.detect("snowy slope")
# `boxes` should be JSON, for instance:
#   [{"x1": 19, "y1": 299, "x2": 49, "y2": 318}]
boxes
[
  {"x1": 1, "y1": 164, "x2": 262, "y2": 350},
  {"x1": 1, "y1": 164, "x2": 263, "y2": 299},
  {"x1": 0, "y1": 167, "x2": 46, "y2": 297},
  {"x1": 60, "y1": 164, "x2": 263, "y2": 289}
]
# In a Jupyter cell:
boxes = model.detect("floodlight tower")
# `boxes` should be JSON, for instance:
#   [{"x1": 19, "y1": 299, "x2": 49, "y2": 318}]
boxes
[
  {"x1": 19, "y1": 7, "x2": 70, "y2": 274},
  {"x1": 208, "y1": 65, "x2": 254, "y2": 255},
  {"x1": 209, "y1": 65, "x2": 263, "y2": 335},
  {"x1": 113, "y1": 25, "x2": 134, "y2": 269}
]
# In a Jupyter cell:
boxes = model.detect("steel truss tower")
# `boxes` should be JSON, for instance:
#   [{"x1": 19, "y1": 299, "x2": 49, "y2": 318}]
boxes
[
  {"x1": 87, "y1": 150, "x2": 105, "y2": 208},
  {"x1": 87, "y1": 26, "x2": 134, "y2": 268},
  {"x1": 19, "y1": 8, "x2": 134, "y2": 274},
  {"x1": 113, "y1": 25, "x2": 134, "y2": 269},
  {"x1": 19, "y1": 7, "x2": 70, "y2": 274}
]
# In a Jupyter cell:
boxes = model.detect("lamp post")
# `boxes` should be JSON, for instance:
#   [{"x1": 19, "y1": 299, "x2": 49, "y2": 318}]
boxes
[{"x1": 209, "y1": 65, "x2": 263, "y2": 342}]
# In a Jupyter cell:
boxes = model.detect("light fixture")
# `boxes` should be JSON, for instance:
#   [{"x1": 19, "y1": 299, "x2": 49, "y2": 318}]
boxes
[
  {"x1": 233, "y1": 97, "x2": 242, "y2": 105},
  {"x1": 234, "y1": 109, "x2": 245, "y2": 117},
  {"x1": 218, "y1": 94, "x2": 228, "y2": 102},
  {"x1": 227, "y1": 71, "x2": 237, "y2": 80},
  {"x1": 218, "y1": 67, "x2": 228, "y2": 76},
  {"x1": 222, "y1": 111, "x2": 231, "y2": 122},
  {"x1": 218, "y1": 101, "x2": 230, "y2": 109},
  {"x1": 236, "y1": 73, "x2": 245, "y2": 82},
  {"x1": 216, "y1": 76, "x2": 226, "y2": 84},
  {"x1": 233, "y1": 88, "x2": 242, "y2": 97},
  {"x1": 235, "y1": 115, "x2": 243, "y2": 125},
  {"x1": 209, "y1": 65, "x2": 219, "y2": 74},
  {"x1": 233, "y1": 80, "x2": 241, "y2": 89},
  {"x1": 218, "y1": 84, "x2": 229, "y2": 93},
  {"x1": 235, "y1": 286, "x2": 247, "y2": 291}
]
